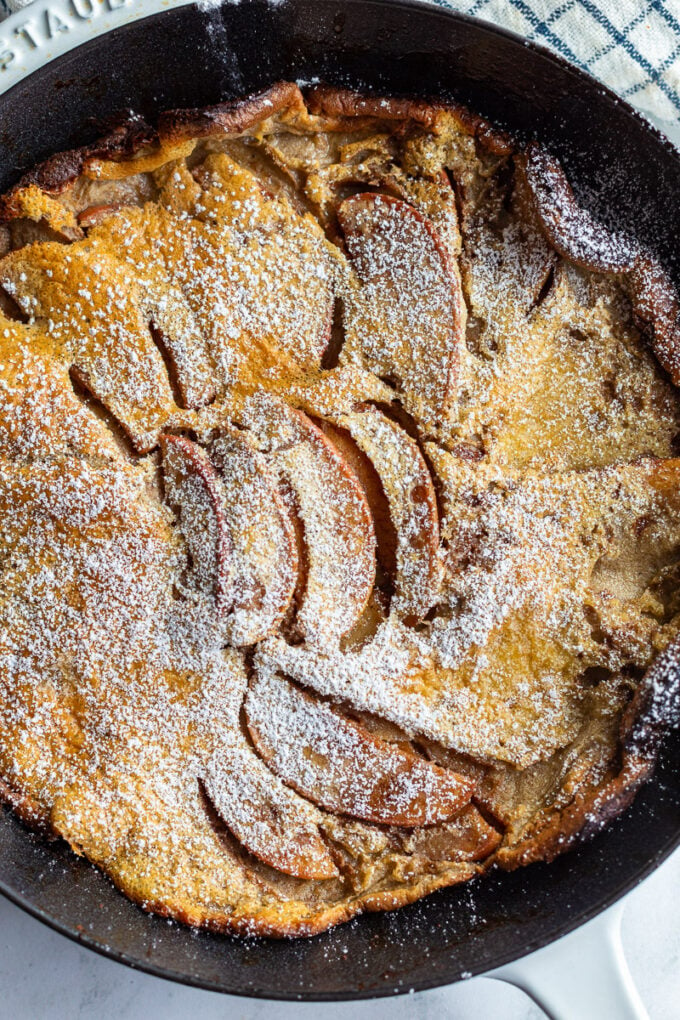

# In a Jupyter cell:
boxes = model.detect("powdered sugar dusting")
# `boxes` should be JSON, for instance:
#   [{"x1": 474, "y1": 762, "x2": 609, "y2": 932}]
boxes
[{"x1": 0, "y1": 84, "x2": 678, "y2": 935}]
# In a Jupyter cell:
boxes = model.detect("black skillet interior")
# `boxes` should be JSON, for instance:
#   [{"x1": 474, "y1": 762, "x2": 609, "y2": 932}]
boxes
[{"x1": 0, "y1": 0, "x2": 679, "y2": 1000}]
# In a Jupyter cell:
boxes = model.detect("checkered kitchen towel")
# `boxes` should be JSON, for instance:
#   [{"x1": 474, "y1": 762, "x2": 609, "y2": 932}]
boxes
[{"x1": 1, "y1": 0, "x2": 679, "y2": 126}]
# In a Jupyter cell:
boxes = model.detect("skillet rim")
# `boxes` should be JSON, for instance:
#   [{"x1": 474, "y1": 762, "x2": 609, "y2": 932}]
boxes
[{"x1": 0, "y1": 0, "x2": 678, "y2": 999}]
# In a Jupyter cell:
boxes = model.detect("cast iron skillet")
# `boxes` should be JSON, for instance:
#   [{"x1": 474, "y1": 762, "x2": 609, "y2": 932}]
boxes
[{"x1": 0, "y1": 0, "x2": 679, "y2": 1000}]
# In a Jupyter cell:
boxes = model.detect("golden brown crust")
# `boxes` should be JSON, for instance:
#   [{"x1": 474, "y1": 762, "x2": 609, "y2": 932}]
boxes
[
  {"x1": 0, "y1": 114, "x2": 156, "y2": 219},
  {"x1": 127, "y1": 864, "x2": 479, "y2": 938},
  {"x1": 0, "y1": 83, "x2": 305, "y2": 221},
  {"x1": 0, "y1": 778, "x2": 53, "y2": 835},
  {"x1": 158, "y1": 81, "x2": 308, "y2": 145},
  {"x1": 495, "y1": 751, "x2": 652, "y2": 870},
  {"x1": 304, "y1": 83, "x2": 514, "y2": 152},
  {"x1": 306, "y1": 84, "x2": 464, "y2": 130}
]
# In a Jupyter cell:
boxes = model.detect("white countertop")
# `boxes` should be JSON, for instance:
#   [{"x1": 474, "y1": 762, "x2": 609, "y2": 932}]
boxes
[{"x1": 0, "y1": 848, "x2": 678, "y2": 1019}]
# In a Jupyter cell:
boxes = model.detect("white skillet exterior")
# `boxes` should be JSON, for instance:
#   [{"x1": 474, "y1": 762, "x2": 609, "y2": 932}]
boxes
[
  {"x1": 0, "y1": 0, "x2": 196, "y2": 85},
  {"x1": 0, "y1": 1, "x2": 669, "y2": 1015}
]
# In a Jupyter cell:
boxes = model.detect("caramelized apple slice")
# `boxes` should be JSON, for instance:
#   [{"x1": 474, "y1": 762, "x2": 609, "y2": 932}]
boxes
[
  {"x1": 338, "y1": 193, "x2": 463, "y2": 430},
  {"x1": 519, "y1": 147, "x2": 680, "y2": 386},
  {"x1": 622, "y1": 631, "x2": 680, "y2": 760},
  {"x1": 630, "y1": 254, "x2": 680, "y2": 386},
  {"x1": 403, "y1": 803, "x2": 502, "y2": 862},
  {"x1": 77, "y1": 203, "x2": 124, "y2": 229},
  {"x1": 246, "y1": 669, "x2": 474, "y2": 826},
  {"x1": 308, "y1": 162, "x2": 461, "y2": 262},
  {"x1": 160, "y1": 435, "x2": 232, "y2": 610},
  {"x1": 337, "y1": 406, "x2": 440, "y2": 620},
  {"x1": 520, "y1": 143, "x2": 637, "y2": 273},
  {"x1": 244, "y1": 393, "x2": 375, "y2": 644},
  {"x1": 208, "y1": 426, "x2": 297, "y2": 645},
  {"x1": 315, "y1": 416, "x2": 397, "y2": 579},
  {"x1": 203, "y1": 741, "x2": 338, "y2": 881}
]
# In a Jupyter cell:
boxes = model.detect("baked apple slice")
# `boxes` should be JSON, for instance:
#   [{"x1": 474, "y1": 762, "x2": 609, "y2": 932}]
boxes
[
  {"x1": 519, "y1": 149, "x2": 680, "y2": 386},
  {"x1": 338, "y1": 193, "x2": 464, "y2": 430},
  {"x1": 630, "y1": 254, "x2": 680, "y2": 387},
  {"x1": 203, "y1": 741, "x2": 338, "y2": 881},
  {"x1": 520, "y1": 143, "x2": 637, "y2": 273},
  {"x1": 337, "y1": 405, "x2": 441, "y2": 621},
  {"x1": 160, "y1": 435, "x2": 232, "y2": 611},
  {"x1": 245, "y1": 668, "x2": 475, "y2": 826},
  {"x1": 314, "y1": 415, "x2": 397, "y2": 579},
  {"x1": 244, "y1": 393, "x2": 376, "y2": 645},
  {"x1": 208, "y1": 425, "x2": 298, "y2": 645},
  {"x1": 402, "y1": 804, "x2": 502, "y2": 862},
  {"x1": 307, "y1": 161, "x2": 461, "y2": 262}
]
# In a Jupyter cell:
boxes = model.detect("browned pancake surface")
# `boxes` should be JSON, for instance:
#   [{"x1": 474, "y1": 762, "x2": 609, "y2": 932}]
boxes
[{"x1": 0, "y1": 82, "x2": 678, "y2": 935}]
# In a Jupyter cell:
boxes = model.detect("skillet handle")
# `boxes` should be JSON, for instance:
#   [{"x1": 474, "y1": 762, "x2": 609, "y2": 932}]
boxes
[{"x1": 487, "y1": 900, "x2": 648, "y2": 1020}]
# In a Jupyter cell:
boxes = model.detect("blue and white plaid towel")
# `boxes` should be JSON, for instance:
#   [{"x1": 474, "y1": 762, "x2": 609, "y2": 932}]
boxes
[
  {"x1": 430, "y1": 0, "x2": 680, "y2": 125},
  {"x1": 1, "y1": 0, "x2": 679, "y2": 127}
]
